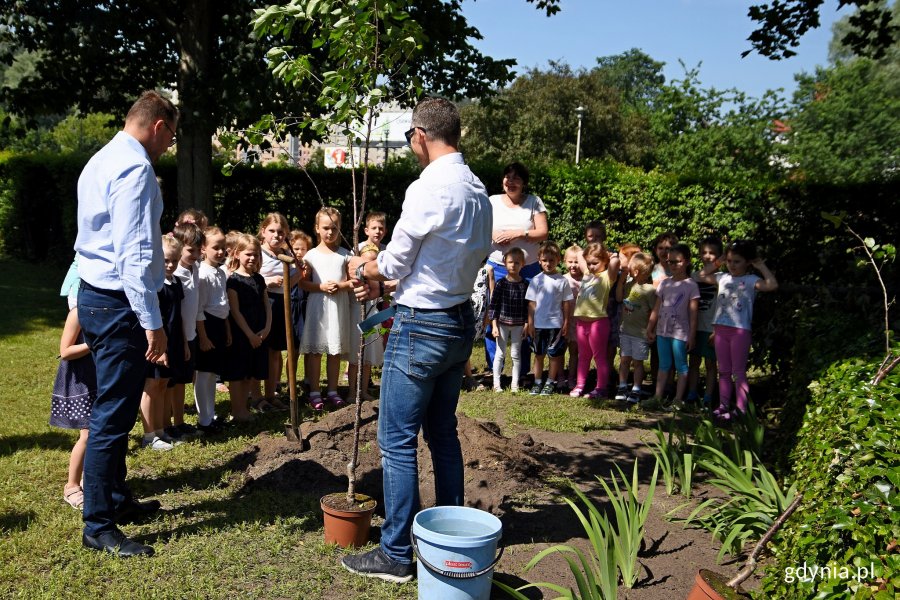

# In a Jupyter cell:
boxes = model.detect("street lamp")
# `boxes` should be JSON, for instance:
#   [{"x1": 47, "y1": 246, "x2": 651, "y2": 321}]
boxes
[{"x1": 575, "y1": 105, "x2": 585, "y2": 165}]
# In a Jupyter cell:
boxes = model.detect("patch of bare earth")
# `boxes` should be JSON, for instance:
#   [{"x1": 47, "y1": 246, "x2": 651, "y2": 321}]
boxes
[{"x1": 239, "y1": 402, "x2": 757, "y2": 599}]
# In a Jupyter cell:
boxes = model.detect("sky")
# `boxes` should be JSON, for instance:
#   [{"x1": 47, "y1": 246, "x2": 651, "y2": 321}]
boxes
[{"x1": 458, "y1": 0, "x2": 851, "y2": 100}]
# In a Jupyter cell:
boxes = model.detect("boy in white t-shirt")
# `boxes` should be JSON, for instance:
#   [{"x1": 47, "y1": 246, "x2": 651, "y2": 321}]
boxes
[
  {"x1": 357, "y1": 211, "x2": 388, "y2": 251},
  {"x1": 526, "y1": 241, "x2": 574, "y2": 396}
]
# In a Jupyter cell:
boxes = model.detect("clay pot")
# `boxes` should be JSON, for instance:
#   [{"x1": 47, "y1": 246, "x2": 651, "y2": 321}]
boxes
[
  {"x1": 320, "y1": 493, "x2": 377, "y2": 548},
  {"x1": 686, "y1": 570, "x2": 750, "y2": 600}
]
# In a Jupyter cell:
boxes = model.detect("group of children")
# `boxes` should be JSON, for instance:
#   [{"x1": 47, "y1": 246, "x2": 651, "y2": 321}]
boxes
[
  {"x1": 51, "y1": 207, "x2": 391, "y2": 508},
  {"x1": 50, "y1": 203, "x2": 777, "y2": 510},
  {"x1": 483, "y1": 221, "x2": 778, "y2": 422}
]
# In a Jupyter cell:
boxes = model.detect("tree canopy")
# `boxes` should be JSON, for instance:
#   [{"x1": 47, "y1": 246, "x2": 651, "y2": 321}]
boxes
[{"x1": 0, "y1": 0, "x2": 553, "y2": 215}]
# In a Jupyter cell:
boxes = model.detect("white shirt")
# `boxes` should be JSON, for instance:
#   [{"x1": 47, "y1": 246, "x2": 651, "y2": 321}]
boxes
[
  {"x1": 377, "y1": 152, "x2": 492, "y2": 309},
  {"x1": 487, "y1": 193, "x2": 546, "y2": 265},
  {"x1": 74, "y1": 131, "x2": 164, "y2": 330},
  {"x1": 197, "y1": 262, "x2": 230, "y2": 320},
  {"x1": 174, "y1": 262, "x2": 201, "y2": 341},
  {"x1": 259, "y1": 248, "x2": 297, "y2": 288},
  {"x1": 525, "y1": 271, "x2": 574, "y2": 329}
]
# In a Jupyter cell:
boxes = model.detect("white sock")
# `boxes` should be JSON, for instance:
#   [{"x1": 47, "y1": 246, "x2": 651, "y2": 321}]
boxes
[{"x1": 534, "y1": 379, "x2": 542, "y2": 386}]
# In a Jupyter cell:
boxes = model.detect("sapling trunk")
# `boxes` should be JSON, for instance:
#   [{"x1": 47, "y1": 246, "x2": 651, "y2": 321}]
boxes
[
  {"x1": 345, "y1": 94, "x2": 377, "y2": 506},
  {"x1": 727, "y1": 493, "x2": 802, "y2": 589}
]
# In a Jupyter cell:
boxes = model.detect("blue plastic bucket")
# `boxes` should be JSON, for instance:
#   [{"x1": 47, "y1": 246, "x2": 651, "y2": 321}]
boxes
[{"x1": 411, "y1": 506, "x2": 503, "y2": 600}]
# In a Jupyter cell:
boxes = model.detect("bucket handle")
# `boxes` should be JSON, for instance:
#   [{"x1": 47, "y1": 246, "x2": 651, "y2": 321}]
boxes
[{"x1": 410, "y1": 531, "x2": 504, "y2": 580}]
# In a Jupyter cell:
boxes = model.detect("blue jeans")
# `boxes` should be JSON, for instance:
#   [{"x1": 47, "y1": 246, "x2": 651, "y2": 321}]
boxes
[
  {"x1": 78, "y1": 283, "x2": 147, "y2": 536},
  {"x1": 378, "y1": 303, "x2": 475, "y2": 563}
]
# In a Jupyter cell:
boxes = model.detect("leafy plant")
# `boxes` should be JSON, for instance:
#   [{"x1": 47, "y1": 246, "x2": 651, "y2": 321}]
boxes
[
  {"x1": 253, "y1": 0, "x2": 426, "y2": 505},
  {"x1": 646, "y1": 424, "x2": 694, "y2": 498},
  {"x1": 495, "y1": 495, "x2": 618, "y2": 600},
  {"x1": 499, "y1": 460, "x2": 657, "y2": 599},
  {"x1": 672, "y1": 446, "x2": 798, "y2": 563},
  {"x1": 595, "y1": 460, "x2": 658, "y2": 588}
]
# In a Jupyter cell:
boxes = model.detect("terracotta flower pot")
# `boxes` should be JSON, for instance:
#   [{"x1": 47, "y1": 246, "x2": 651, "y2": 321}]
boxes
[
  {"x1": 686, "y1": 570, "x2": 750, "y2": 600},
  {"x1": 320, "y1": 492, "x2": 377, "y2": 548}
]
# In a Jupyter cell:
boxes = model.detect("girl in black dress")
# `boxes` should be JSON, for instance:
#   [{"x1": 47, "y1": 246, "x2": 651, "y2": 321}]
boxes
[{"x1": 224, "y1": 233, "x2": 272, "y2": 421}]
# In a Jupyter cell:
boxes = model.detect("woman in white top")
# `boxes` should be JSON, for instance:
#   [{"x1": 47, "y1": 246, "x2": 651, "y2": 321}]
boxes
[{"x1": 484, "y1": 162, "x2": 549, "y2": 371}]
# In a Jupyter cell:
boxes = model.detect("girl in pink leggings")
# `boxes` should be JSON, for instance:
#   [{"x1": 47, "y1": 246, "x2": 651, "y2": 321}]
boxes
[
  {"x1": 699, "y1": 241, "x2": 778, "y2": 420},
  {"x1": 570, "y1": 243, "x2": 619, "y2": 399}
]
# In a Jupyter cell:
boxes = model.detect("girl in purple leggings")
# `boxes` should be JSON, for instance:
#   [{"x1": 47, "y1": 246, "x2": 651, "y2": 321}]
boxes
[{"x1": 699, "y1": 240, "x2": 778, "y2": 420}]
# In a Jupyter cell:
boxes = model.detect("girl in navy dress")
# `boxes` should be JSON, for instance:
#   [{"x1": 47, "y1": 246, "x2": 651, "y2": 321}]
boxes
[
  {"x1": 139, "y1": 235, "x2": 185, "y2": 450},
  {"x1": 51, "y1": 307, "x2": 97, "y2": 509},
  {"x1": 224, "y1": 233, "x2": 272, "y2": 421}
]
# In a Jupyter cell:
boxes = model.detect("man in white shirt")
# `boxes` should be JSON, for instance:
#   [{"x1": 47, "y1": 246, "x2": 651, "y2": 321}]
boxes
[
  {"x1": 343, "y1": 97, "x2": 492, "y2": 582},
  {"x1": 75, "y1": 91, "x2": 177, "y2": 558}
]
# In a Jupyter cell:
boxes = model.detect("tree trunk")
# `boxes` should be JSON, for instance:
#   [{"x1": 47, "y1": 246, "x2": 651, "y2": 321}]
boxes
[{"x1": 176, "y1": 0, "x2": 215, "y2": 218}]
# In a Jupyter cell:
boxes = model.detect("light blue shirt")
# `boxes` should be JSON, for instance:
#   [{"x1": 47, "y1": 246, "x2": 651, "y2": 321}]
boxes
[
  {"x1": 378, "y1": 152, "x2": 492, "y2": 309},
  {"x1": 75, "y1": 131, "x2": 164, "y2": 330}
]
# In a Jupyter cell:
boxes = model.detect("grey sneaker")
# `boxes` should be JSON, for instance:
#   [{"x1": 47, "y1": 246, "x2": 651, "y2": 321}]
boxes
[
  {"x1": 342, "y1": 547, "x2": 414, "y2": 583},
  {"x1": 540, "y1": 381, "x2": 556, "y2": 396},
  {"x1": 529, "y1": 382, "x2": 543, "y2": 395}
]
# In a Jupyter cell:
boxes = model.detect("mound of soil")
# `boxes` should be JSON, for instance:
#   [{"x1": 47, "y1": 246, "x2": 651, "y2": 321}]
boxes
[{"x1": 241, "y1": 401, "x2": 555, "y2": 515}]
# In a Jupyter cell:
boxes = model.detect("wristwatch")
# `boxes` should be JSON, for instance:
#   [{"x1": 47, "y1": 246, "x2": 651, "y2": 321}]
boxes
[{"x1": 355, "y1": 262, "x2": 368, "y2": 282}]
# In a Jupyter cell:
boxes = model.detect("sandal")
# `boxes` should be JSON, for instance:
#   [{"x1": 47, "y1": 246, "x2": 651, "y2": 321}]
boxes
[
  {"x1": 326, "y1": 391, "x2": 346, "y2": 407},
  {"x1": 309, "y1": 393, "x2": 324, "y2": 411},
  {"x1": 64, "y1": 486, "x2": 84, "y2": 510}
]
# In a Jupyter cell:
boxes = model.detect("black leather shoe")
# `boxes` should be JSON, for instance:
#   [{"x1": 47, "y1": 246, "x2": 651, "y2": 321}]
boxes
[
  {"x1": 83, "y1": 530, "x2": 154, "y2": 557},
  {"x1": 115, "y1": 498, "x2": 162, "y2": 524}
]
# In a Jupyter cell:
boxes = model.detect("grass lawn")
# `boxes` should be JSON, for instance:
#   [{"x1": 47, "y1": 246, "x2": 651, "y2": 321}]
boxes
[{"x1": 0, "y1": 257, "x2": 631, "y2": 598}]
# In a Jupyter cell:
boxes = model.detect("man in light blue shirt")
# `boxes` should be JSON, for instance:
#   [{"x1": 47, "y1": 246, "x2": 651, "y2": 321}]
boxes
[
  {"x1": 75, "y1": 90, "x2": 177, "y2": 558},
  {"x1": 343, "y1": 98, "x2": 492, "y2": 582}
]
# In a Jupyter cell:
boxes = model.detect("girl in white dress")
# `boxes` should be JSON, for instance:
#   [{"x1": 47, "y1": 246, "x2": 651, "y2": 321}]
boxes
[{"x1": 299, "y1": 207, "x2": 353, "y2": 409}]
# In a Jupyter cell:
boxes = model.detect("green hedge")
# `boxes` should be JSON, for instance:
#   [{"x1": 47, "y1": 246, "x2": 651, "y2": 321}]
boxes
[{"x1": 759, "y1": 343, "x2": 900, "y2": 599}]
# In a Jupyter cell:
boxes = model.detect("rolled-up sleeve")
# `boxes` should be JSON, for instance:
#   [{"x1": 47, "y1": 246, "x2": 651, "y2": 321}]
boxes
[
  {"x1": 109, "y1": 164, "x2": 162, "y2": 330},
  {"x1": 377, "y1": 184, "x2": 440, "y2": 281}
]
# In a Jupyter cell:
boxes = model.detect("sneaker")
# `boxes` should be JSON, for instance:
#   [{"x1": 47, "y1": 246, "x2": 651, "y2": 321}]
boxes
[
  {"x1": 163, "y1": 426, "x2": 185, "y2": 441},
  {"x1": 142, "y1": 436, "x2": 173, "y2": 451},
  {"x1": 540, "y1": 381, "x2": 556, "y2": 396},
  {"x1": 530, "y1": 382, "x2": 543, "y2": 395},
  {"x1": 626, "y1": 391, "x2": 641, "y2": 404},
  {"x1": 614, "y1": 386, "x2": 629, "y2": 401},
  {"x1": 196, "y1": 421, "x2": 223, "y2": 435},
  {"x1": 493, "y1": 386, "x2": 503, "y2": 393},
  {"x1": 159, "y1": 431, "x2": 184, "y2": 446},
  {"x1": 585, "y1": 389, "x2": 606, "y2": 400},
  {"x1": 176, "y1": 423, "x2": 197, "y2": 436},
  {"x1": 569, "y1": 387, "x2": 584, "y2": 398},
  {"x1": 341, "y1": 547, "x2": 414, "y2": 583}
]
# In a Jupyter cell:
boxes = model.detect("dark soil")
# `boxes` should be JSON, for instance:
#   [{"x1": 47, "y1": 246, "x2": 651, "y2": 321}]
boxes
[{"x1": 238, "y1": 400, "x2": 758, "y2": 599}]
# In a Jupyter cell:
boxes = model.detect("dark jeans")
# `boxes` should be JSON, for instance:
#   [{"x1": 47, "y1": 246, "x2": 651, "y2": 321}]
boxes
[{"x1": 78, "y1": 283, "x2": 147, "y2": 536}]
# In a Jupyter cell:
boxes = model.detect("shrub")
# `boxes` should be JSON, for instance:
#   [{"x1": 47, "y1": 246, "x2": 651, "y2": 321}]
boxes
[{"x1": 758, "y1": 346, "x2": 900, "y2": 599}]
